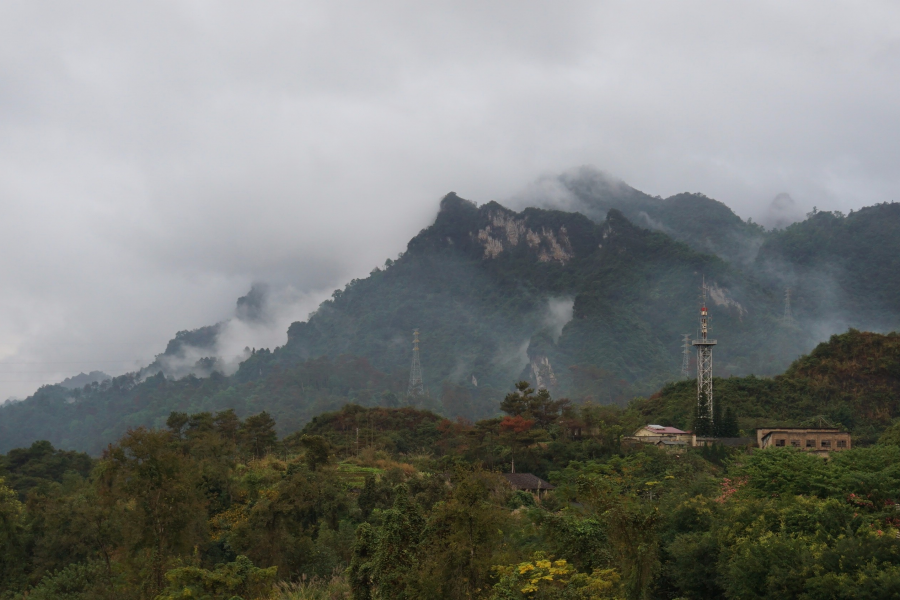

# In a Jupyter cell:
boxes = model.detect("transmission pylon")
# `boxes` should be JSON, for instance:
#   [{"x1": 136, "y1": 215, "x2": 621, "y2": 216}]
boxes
[
  {"x1": 681, "y1": 334, "x2": 691, "y2": 378},
  {"x1": 782, "y1": 287, "x2": 794, "y2": 326},
  {"x1": 692, "y1": 278, "x2": 717, "y2": 428},
  {"x1": 407, "y1": 329, "x2": 424, "y2": 396}
]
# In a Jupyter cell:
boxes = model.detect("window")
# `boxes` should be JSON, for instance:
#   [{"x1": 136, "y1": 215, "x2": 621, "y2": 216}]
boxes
[
  {"x1": 821, "y1": 440, "x2": 831, "y2": 448},
  {"x1": 775, "y1": 439, "x2": 786, "y2": 447},
  {"x1": 806, "y1": 439, "x2": 815, "y2": 448},
  {"x1": 837, "y1": 440, "x2": 847, "y2": 448},
  {"x1": 790, "y1": 439, "x2": 801, "y2": 447}
]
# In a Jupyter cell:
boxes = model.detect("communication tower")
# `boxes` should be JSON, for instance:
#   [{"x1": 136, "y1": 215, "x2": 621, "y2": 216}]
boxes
[
  {"x1": 407, "y1": 329, "x2": 424, "y2": 396},
  {"x1": 782, "y1": 287, "x2": 794, "y2": 326},
  {"x1": 681, "y1": 334, "x2": 692, "y2": 378},
  {"x1": 692, "y1": 278, "x2": 717, "y2": 426}
]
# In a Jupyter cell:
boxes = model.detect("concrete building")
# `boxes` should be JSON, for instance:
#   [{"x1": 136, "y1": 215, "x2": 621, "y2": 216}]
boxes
[{"x1": 757, "y1": 427, "x2": 851, "y2": 453}]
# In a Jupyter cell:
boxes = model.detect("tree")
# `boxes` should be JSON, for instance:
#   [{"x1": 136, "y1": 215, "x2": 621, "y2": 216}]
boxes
[
  {"x1": 372, "y1": 485, "x2": 425, "y2": 599},
  {"x1": 412, "y1": 469, "x2": 512, "y2": 599},
  {"x1": 166, "y1": 412, "x2": 189, "y2": 439},
  {"x1": 501, "y1": 381, "x2": 535, "y2": 417},
  {"x1": 0, "y1": 477, "x2": 25, "y2": 592},
  {"x1": 605, "y1": 499, "x2": 660, "y2": 600},
  {"x1": 489, "y1": 553, "x2": 620, "y2": 599},
  {"x1": 501, "y1": 382, "x2": 568, "y2": 429},
  {"x1": 349, "y1": 522, "x2": 378, "y2": 600},
  {"x1": 156, "y1": 555, "x2": 276, "y2": 600},
  {"x1": 213, "y1": 408, "x2": 240, "y2": 443},
  {"x1": 357, "y1": 475, "x2": 393, "y2": 520},
  {"x1": 718, "y1": 406, "x2": 739, "y2": 437},
  {"x1": 101, "y1": 428, "x2": 206, "y2": 593},
  {"x1": 878, "y1": 420, "x2": 900, "y2": 446},
  {"x1": 300, "y1": 434, "x2": 330, "y2": 471},
  {"x1": 240, "y1": 411, "x2": 278, "y2": 459},
  {"x1": 225, "y1": 466, "x2": 348, "y2": 579},
  {"x1": 499, "y1": 415, "x2": 538, "y2": 473}
]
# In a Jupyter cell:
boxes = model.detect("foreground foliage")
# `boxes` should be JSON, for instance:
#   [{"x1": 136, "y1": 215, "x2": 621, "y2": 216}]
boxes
[{"x1": 2, "y1": 382, "x2": 900, "y2": 599}]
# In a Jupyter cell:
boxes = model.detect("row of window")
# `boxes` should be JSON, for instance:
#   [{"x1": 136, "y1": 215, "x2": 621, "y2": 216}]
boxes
[{"x1": 774, "y1": 438, "x2": 847, "y2": 448}]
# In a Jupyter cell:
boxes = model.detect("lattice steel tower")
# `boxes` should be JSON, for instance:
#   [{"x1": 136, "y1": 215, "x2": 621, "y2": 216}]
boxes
[
  {"x1": 407, "y1": 329, "x2": 424, "y2": 396},
  {"x1": 782, "y1": 287, "x2": 794, "y2": 326},
  {"x1": 681, "y1": 334, "x2": 692, "y2": 378},
  {"x1": 692, "y1": 279, "x2": 717, "y2": 425}
]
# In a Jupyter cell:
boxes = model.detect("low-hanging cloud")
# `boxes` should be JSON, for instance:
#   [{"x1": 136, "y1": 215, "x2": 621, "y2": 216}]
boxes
[
  {"x1": 2, "y1": 2, "x2": 900, "y2": 400},
  {"x1": 544, "y1": 297, "x2": 575, "y2": 343}
]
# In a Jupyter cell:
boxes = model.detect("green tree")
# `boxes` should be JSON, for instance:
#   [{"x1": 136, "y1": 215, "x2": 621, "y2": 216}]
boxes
[
  {"x1": 878, "y1": 420, "x2": 900, "y2": 446},
  {"x1": 213, "y1": 408, "x2": 241, "y2": 443},
  {"x1": 156, "y1": 555, "x2": 276, "y2": 600},
  {"x1": 372, "y1": 485, "x2": 425, "y2": 599},
  {"x1": 27, "y1": 560, "x2": 121, "y2": 600},
  {"x1": 412, "y1": 469, "x2": 512, "y2": 599},
  {"x1": 165, "y1": 412, "x2": 189, "y2": 439},
  {"x1": 500, "y1": 382, "x2": 568, "y2": 429},
  {"x1": 225, "y1": 466, "x2": 348, "y2": 579},
  {"x1": 102, "y1": 427, "x2": 207, "y2": 593},
  {"x1": 240, "y1": 412, "x2": 278, "y2": 459},
  {"x1": 349, "y1": 522, "x2": 378, "y2": 600},
  {"x1": 606, "y1": 499, "x2": 660, "y2": 600},
  {"x1": 0, "y1": 477, "x2": 26, "y2": 593},
  {"x1": 299, "y1": 435, "x2": 330, "y2": 471}
]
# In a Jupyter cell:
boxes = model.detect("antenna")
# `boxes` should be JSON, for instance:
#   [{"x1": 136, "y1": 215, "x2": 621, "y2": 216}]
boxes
[
  {"x1": 693, "y1": 277, "x2": 717, "y2": 432},
  {"x1": 783, "y1": 287, "x2": 794, "y2": 326},
  {"x1": 407, "y1": 329, "x2": 424, "y2": 396},
  {"x1": 681, "y1": 334, "x2": 692, "y2": 377}
]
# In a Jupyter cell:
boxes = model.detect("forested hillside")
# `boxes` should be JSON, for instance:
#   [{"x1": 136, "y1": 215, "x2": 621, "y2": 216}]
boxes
[
  {"x1": 278, "y1": 193, "x2": 793, "y2": 394},
  {"x1": 3, "y1": 182, "x2": 900, "y2": 454},
  {"x1": 633, "y1": 329, "x2": 900, "y2": 444}
]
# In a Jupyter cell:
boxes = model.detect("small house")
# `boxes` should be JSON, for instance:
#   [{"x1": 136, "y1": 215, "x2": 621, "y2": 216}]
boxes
[{"x1": 502, "y1": 473, "x2": 555, "y2": 499}]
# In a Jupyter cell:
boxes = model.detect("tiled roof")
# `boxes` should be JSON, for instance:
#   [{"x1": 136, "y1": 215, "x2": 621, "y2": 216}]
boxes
[{"x1": 502, "y1": 473, "x2": 555, "y2": 491}]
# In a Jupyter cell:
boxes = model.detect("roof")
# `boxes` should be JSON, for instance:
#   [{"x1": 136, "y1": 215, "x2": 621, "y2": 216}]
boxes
[
  {"x1": 655, "y1": 440, "x2": 688, "y2": 446},
  {"x1": 502, "y1": 473, "x2": 555, "y2": 491},
  {"x1": 642, "y1": 425, "x2": 688, "y2": 435},
  {"x1": 758, "y1": 427, "x2": 843, "y2": 432}
]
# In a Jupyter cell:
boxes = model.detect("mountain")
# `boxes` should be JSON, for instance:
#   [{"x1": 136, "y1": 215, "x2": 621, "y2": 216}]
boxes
[
  {"x1": 2, "y1": 171, "x2": 900, "y2": 454},
  {"x1": 276, "y1": 193, "x2": 791, "y2": 396},
  {"x1": 532, "y1": 167, "x2": 767, "y2": 265},
  {"x1": 754, "y1": 203, "x2": 900, "y2": 330},
  {"x1": 58, "y1": 371, "x2": 111, "y2": 389}
]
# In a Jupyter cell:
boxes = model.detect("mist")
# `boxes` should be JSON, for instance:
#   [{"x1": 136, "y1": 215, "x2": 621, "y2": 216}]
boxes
[{"x1": 3, "y1": 2, "x2": 900, "y2": 401}]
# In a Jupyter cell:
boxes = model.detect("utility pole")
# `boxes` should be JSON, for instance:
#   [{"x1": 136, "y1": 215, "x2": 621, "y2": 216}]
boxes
[
  {"x1": 407, "y1": 329, "x2": 424, "y2": 396},
  {"x1": 693, "y1": 277, "x2": 717, "y2": 429}
]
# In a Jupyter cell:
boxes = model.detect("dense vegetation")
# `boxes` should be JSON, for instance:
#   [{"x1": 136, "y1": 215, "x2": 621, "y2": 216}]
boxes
[
  {"x1": 4, "y1": 378, "x2": 900, "y2": 600},
  {"x1": 634, "y1": 329, "x2": 900, "y2": 445}
]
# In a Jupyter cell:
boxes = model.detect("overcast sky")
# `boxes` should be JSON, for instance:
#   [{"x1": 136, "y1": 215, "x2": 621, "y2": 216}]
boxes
[{"x1": 1, "y1": 1, "x2": 899, "y2": 400}]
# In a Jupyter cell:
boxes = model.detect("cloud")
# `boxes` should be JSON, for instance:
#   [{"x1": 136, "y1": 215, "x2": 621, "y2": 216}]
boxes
[
  {"x1": 2, "y1": 1, "x2": 900, "y2": 399},
  {"x1": 544, "y1": 297, "x2": 575, "y2": 343}
]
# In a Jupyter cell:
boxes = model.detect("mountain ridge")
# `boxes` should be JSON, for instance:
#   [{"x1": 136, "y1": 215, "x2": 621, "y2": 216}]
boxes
[{"x1": 3, "y1": 170, "x2": 900, "y2": 453}]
